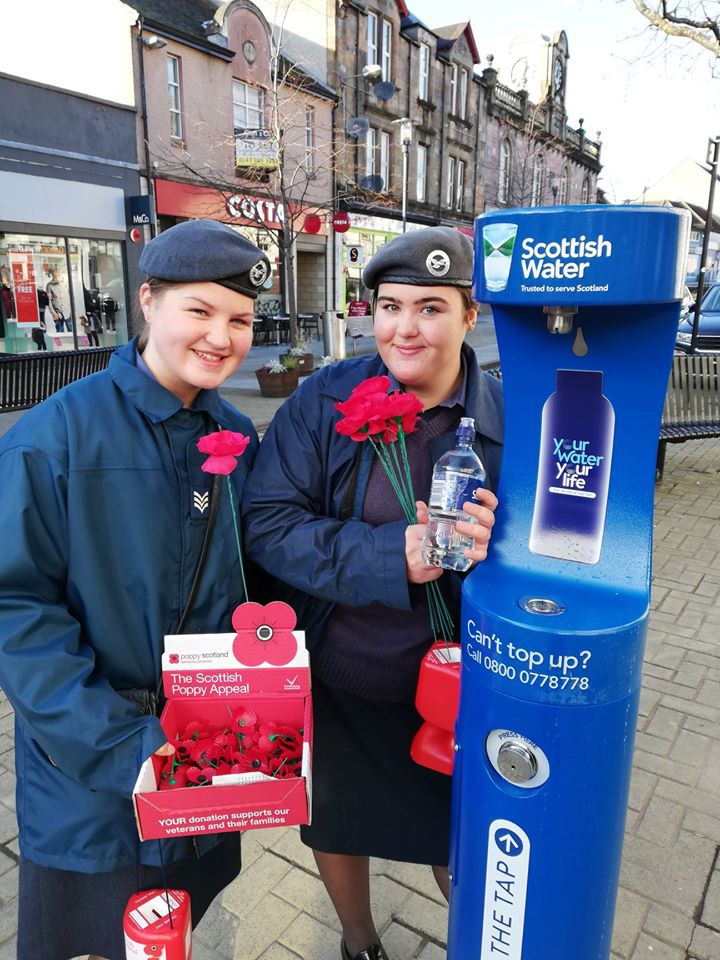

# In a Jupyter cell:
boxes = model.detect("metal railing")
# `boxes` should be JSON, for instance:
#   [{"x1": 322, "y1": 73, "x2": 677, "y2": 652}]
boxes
[{"x1": 0, "y1": 347, "x2": 116, "y2": 412}]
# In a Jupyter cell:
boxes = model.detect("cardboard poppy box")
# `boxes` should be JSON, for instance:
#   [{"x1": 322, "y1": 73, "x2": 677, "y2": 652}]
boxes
[{"x1": 133, "y1": 603, "x2": 312, "y2": 841}]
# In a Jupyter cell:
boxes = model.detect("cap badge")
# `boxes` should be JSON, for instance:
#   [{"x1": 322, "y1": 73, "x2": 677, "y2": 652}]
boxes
[
  {"x1": 426, "y1": 250, "x2": 450, "y2": 278},
  {"x1": 249, "y1": 259, "x2": 269, "y2": 287}
]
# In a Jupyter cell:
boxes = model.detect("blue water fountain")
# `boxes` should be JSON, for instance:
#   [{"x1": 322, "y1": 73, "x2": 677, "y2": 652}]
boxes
[{"x1": 447, "y1": 205, "x2": 690, "y2": 959}]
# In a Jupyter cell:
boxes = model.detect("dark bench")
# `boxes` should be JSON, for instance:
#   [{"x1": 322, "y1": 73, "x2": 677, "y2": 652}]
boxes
[
  {"x1": 0, "y1": 347, "x2": 116, "y2": 412},
  {"x1": 656, "y1": 353, "x2": 720, "y2": 480}
]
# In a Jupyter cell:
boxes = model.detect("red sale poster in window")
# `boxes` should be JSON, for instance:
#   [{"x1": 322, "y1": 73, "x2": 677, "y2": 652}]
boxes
[{"x1": 10, "y1": 252, "x2": 40, "y2": 327}]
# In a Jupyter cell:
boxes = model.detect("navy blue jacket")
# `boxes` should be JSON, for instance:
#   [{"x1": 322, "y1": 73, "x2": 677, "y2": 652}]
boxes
[
  {"x1": 242, "y1": 343, "x2": 503, "y2": 651},
  {"x1": 0, "y1": 341, "x2": 257, "y2": 872}
]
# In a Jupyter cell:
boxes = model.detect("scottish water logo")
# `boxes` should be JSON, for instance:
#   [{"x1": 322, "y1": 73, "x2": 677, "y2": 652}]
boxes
[{"x1": 482, "y1": 223, "x2": 519, "y2": 292}]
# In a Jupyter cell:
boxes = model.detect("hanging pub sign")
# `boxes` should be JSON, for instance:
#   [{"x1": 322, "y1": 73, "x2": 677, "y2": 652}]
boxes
[{"x1": 234, "y1": 129, "x2": 279, "y2": 171}]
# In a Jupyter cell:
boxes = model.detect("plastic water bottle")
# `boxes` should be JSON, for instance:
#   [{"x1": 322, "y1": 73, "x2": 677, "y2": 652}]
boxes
[{"x1": 421, "y1": 417, "x2": 486, "y2": 572}]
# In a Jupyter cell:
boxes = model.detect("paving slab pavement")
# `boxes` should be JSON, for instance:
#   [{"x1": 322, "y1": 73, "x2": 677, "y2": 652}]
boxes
[{"x1": 0, "y1": 318, "x2": 718, "y2": 958}]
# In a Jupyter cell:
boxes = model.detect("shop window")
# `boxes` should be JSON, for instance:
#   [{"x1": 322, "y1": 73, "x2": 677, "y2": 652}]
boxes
[{"x1": 0, "y1": 234, "x2": 127, "y2": 353}]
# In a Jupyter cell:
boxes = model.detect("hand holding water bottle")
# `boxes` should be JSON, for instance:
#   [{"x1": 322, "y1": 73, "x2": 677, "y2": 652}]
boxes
[
  {"x1": 420, "y1": 417, "x2": 499, "y2": 571},
  {"x1": 416, "y1": 491, "x2": 497, "y2": 567}
]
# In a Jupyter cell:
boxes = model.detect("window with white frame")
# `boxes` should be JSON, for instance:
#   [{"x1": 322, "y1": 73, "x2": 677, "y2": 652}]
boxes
[
  {"x1": 380, "y1": 130, "x2": 390, "y2": 191},
  {"x1": 499, "y1": 138, "x2": 512, "y2": 203},
  {"x1": 446, "y1": 156, "x2": 455, "y2": 208},
  {"x1": 167, "y1": 55, "x2": 183, "y2": 139},
  {"x1": 382, "y1": 20, "x2": 392, "y2": 81},
  {"x1": 559, "y1": 166, "x2": 570, "y2": 204},
  {"x1": 367, "y1": 12, "x2": 378, "y2": 67},
  {"x1": 531, "y1": 154, "x2": 546, "y2": 206},
  {"x1": 581, "y1": 176, "x2": 590, "y2": 204},
  {"x1": 232, "y1": 79, "x2": 265, "y2": 129},
  {"x1": 416, "y1": 143, "x2": 427, "y2": 202},
  {"x1": 449, "y1": 63, "x2": 458, "y2": 115},
  {"x1": 418, "y1": 42, "x2": 430, "y2": 100},
  {"x1": 304, "y1": 106, "x2": 314, "y2": 173},
  {"x1": 458, "y1": 68, "x2": 468, "y2": 120},
  {"x1": 365, "y1": 127, "x2": 377, "y2": 178},
  {"x1": 456, "y1": 160, "x2": 465, "y2": 210}
]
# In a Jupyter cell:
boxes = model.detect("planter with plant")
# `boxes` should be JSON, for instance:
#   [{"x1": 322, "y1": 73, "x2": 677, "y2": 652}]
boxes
[
  {"x1": 255, "y1": 356, "x2": 301, "y2": 398},
  {"x1": 280, "y1": 342, "x2": 314, "y2": 376}
]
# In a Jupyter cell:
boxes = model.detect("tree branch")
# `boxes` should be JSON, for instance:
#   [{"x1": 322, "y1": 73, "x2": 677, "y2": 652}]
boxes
[{"x1": 632, "y1": 0, "x2": 720, "y2": 54}]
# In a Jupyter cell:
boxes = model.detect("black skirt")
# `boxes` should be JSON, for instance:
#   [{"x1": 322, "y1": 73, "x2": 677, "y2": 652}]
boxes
[
  {"x1": 18, "y1": 833, "x2": 241, "y2": 960},
  {"x1": 301, "y1": 677, "x2": 452, "y2": 865}
]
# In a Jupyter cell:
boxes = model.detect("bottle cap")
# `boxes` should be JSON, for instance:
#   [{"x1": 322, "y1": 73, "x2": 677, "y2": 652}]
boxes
[{"x1": 456, "y1": 417, "x2": 476, "y2": 443}]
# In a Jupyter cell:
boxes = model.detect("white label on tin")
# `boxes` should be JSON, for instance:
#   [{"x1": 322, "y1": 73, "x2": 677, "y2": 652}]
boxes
[{"x1": 480, "y1": 819, "x2": 530, "y2": 960}]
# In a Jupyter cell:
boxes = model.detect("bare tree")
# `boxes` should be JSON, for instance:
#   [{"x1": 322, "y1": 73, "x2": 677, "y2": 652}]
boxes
[{"x1": 632, "y1": 1, "x2": 720, "y2": 55}]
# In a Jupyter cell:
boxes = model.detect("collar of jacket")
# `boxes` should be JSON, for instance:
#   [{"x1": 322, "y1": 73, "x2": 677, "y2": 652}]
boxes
[
  {"x1": 108, "y1": 339, "x2": 227, "y2": 424},
  {"x1": 318, "y1": 341, "x2": 503, "y2": 445}
]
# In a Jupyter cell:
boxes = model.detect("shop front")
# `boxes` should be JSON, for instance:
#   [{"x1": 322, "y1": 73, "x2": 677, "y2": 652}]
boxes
[
  {"x1": 341, "y1": 216, "x2": 400, "y2": 307},
  {"x1": 154, "y1": 179, "x2": 330, "y2": 319},
  {"x1": 0, "y1": 170, "x2": 135, "y2": 355},
  {"x1": 0, "y1": 235, "x2": 126, "y2": 354}
]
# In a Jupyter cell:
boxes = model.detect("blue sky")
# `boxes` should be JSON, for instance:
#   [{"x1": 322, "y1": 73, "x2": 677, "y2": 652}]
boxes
[{"x1": 411, "y1": 0, "x2": 720, "y2": 203}]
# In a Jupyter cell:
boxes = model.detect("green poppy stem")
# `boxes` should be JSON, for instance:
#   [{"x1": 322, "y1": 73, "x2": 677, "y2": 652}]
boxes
[{"x1": 226, "y1": 475, "x2": 250, "y2": 603}]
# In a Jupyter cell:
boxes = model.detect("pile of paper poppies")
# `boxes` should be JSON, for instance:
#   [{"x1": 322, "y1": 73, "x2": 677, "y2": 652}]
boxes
[{"x1": 158, "y1": 708, "x2": 303, "y2": 790}]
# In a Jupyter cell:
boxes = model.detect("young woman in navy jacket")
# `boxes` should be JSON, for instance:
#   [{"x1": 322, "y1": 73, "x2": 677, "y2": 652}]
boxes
[
  {"x1": 0, "y1": 220, "x2": 270, "y2": 960},
  {"x1": 244, "y1": 227, "x2": 503, "y2": 960}
]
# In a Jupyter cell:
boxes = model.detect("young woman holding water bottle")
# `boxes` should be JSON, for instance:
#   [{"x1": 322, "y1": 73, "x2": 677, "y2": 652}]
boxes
[{"x1": 243, "y1": 226, "x2": 503, "y2": 960}]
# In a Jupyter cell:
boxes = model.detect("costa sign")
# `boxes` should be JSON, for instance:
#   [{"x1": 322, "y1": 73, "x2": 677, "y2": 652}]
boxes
[{"x1": 226, "y1": 195, "x2": 285, "y2": 228}]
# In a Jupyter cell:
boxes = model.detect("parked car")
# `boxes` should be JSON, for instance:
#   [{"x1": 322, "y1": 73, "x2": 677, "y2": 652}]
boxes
[{"x1": 676, "y1": 284, "x2": 720, "y2": 354}]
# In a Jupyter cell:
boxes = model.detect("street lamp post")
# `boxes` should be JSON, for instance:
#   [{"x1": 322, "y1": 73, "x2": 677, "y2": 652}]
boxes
[
  {"x1": 137, "y1": 20, "x2": 167, "y2": 239},
  {"x1": 396, "y1": 117, "x2": 413, "y2": 233},
  {"x1": 691, "y1": 135, "x2": 720, "y2": 354}
]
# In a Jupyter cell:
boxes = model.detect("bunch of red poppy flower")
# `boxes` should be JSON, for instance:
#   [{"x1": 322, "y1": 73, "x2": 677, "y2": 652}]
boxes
[
  {"x1": 158, "y1": 708, "x2": 304, "y2": 790},
  {"x1": 335, "y1": 375, "x2": 423, "y2": 442},
  {"x1": 334, "y1": 375, "x2": 454, "y2": 643}
]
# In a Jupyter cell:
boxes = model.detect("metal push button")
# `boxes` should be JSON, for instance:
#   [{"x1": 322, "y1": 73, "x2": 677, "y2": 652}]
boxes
[{"x1": 496, "y1": 740, "x2": 538, "y2": 785}]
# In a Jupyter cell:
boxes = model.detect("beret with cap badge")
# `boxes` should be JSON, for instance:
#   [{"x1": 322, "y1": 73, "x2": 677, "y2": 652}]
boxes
[
  {"x1": 138, "y1": 219, "x2": 271, "y2": 300},
  {"x1": 362, "y1": 226, "x2": 474, "y2": 291}
]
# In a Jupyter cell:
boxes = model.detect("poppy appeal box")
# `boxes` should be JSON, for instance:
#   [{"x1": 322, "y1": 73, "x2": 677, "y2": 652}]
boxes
[{"x1": 133, "y1": 602, "x2": 311, "y2": 841}]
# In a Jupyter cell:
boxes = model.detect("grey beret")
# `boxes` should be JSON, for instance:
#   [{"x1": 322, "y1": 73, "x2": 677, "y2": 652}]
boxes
[
  {"x1": 139, "y1": 220, "x2": 271, "y2": 300},
  {"x1": 362, "y1": 226, "x2": 473, "y2": 290}
]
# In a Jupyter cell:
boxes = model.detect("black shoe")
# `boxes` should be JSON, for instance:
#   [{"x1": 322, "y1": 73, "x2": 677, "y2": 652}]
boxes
[{"x1": 340, "y1": 940, "x2": 389, "y2": 960}]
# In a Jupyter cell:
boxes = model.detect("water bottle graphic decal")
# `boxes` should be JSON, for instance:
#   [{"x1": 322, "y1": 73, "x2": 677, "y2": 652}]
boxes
[
  {"x1": 529, "y1": 370, "x2": 615, "y2": 565},
  {"x1": 482, "y1": 223, "x2": 519, "y2": 292}
]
